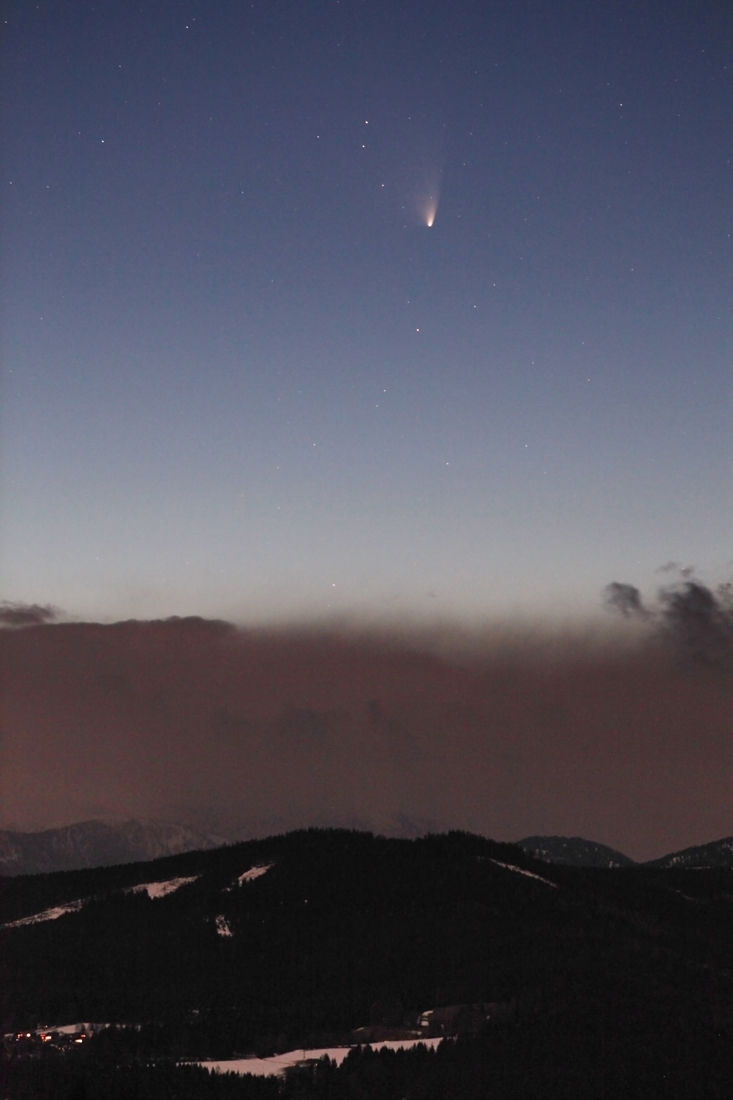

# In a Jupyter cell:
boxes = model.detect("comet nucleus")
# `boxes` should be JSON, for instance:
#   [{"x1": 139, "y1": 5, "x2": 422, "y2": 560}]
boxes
[{"x1": 417, "y1": 171, "x2": 441, "y2": 227}]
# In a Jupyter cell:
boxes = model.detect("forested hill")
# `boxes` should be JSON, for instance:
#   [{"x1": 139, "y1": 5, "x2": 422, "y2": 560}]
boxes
[
  {"x1": 517, "y1": 833, "x2": 733, "y2": 869},
  {"x1": 516, "y1": 835, "x2": 636, "y2": 867},
  {"x1": 2, "y1": 828, "x2": 732, "y2": 1097},
  {"x1": 644, "y1": 835, "x2": 733, "y2": 869}
]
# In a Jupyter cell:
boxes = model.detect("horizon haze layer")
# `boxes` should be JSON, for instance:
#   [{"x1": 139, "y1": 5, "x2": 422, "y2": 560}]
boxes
[{"x1": 1, "y1": 613, "x2": 730, "y2": 863}]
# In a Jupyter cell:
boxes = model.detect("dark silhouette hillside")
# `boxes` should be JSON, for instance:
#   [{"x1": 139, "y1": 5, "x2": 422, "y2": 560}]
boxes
[
  {"x1": 2, "y1": 829, "x2": 732, "y2": 1097},
  {"x1": 517, "y1": 835, "x2": 635, "y2": 867}
]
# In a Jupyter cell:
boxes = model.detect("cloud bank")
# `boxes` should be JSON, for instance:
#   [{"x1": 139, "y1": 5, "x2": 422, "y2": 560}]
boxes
[{"x1": 0, "y1": 614, "x2": 730, "y2": 861}]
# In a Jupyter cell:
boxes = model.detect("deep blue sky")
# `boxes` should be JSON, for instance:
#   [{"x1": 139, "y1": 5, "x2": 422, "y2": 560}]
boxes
[{"x1": 2, "y1": 0, "x2": 731, "y2": 624}]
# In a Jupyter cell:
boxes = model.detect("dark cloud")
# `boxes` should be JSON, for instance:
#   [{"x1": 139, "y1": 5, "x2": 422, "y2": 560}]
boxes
[
  {"x1": 603, "y1": 583, "x2": 647, "y2": 619},
  {"x1": 605, "y1": 573, "x2": 733, "y2": 670},
  {"x1": 0, "y1": 602, "x2": 60, "y2": 627},
  {"x1": 659, "y1": 580, "x2": 733, "y2": 671},
  {"x1": 0, "y1": 615, "x2": 730, "y2": 861}
]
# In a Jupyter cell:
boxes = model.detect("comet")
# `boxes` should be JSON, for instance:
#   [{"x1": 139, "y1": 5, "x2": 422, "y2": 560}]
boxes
[
  {"x1": 417, "y1": 192, "x2": 439, "y2": 227},
  {"x1": 406, "y1": 141, "x2": 443, "y2": 226},
  {"x1": 418, "y1": 173, "x2": 441, "y2": 227}
]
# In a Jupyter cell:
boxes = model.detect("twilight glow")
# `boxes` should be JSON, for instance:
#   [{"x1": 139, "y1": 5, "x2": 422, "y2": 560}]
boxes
[{"x1": 0, "y1": 0, "x2": 730, "y2": 628}]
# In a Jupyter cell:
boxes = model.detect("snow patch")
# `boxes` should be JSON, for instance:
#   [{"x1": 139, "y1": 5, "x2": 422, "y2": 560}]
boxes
[
  {"x1": 215, "y1": 915, "x2": 233, "y2": 937},
  {"x1": 237, "y1": 863, "x2": 273, "y2": 885},
  {"x1": 127, "y1": 875, "x2": 199, "y2": 899},
  {"x1": 196, "y1": 1037, "x2": 446, "y2": 1078},
  {"x1": 2, "y1": 874, "x2": 199, "y2": 928},
  {"x1": 2, "y1": 898, "x2": 88, "y2": 929},
  {"x1": 488, "y1": 859, "x2": 558, "y2": 888},
  {"x1": 39, "y1": 1022, "x2": 110, "y2": 1035}
]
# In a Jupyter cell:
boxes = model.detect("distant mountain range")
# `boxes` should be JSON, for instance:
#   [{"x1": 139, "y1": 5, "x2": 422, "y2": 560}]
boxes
[
  {"x1": 1, "y1": 819, "x2": 732, "y2": 876},
  {"x1": 517, "y1": 834, "x2": 733, "y2": 869},
  {"x1": 0, "y1": 819, "x2": 229, "y2": 876}
]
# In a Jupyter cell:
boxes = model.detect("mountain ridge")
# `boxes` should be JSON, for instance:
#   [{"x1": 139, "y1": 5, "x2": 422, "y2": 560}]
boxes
[
  {"x1": 516, "y1": 835, "x2": 636, "y2": 868},
  {"x1": 517, "y1": 833, "x2": 733, "y2": 869},
  {"x1": 643, "y1": 835, "x2": 733, "y2": 869},
  {"x1": 0, "y1": 819, "x2": 230, "y2": 876},
  {"x1": 3, "y1": 819, "x2": 733, "y2": 876}
]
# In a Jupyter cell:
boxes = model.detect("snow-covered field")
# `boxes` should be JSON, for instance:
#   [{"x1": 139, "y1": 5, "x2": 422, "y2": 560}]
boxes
[
  {"x1": 4, "y1": 1022, "x2": 112, "y2": 1040},
  {"x1": 195, "y1": 1037, "x2": 447, "y2": 1078},
  {"x1": 237, "y1": 863, "x2": 273, "y2": 885},
  {"x1": 1, "y1": 898, "x2": 88, "y2": 929},
  {"x1": 488, "y1": 859, "x2": 558, "y2": 888},
  {"x1": 2, "y1": 874, "x2": 200, "y2": 929},
  {"x1": 41, "y1": 1022, "x2": 110, "y2": 1035},
  {"x1": 126, "y1": 875, "x2": 199, "y2": 899}
]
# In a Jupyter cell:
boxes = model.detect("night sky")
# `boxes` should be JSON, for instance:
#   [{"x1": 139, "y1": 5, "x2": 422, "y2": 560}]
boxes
[
  {"x1": 1, "y1": 3, "x2": 731, "y2": 855},
  {"x1": 2, "y1": 0, "x2": 731, "y2": 623}
]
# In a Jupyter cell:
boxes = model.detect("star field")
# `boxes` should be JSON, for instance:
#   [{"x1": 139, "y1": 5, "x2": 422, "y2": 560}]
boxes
[{"x1": 0, "y1": 0, "x2": 730, "y2": 623}]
